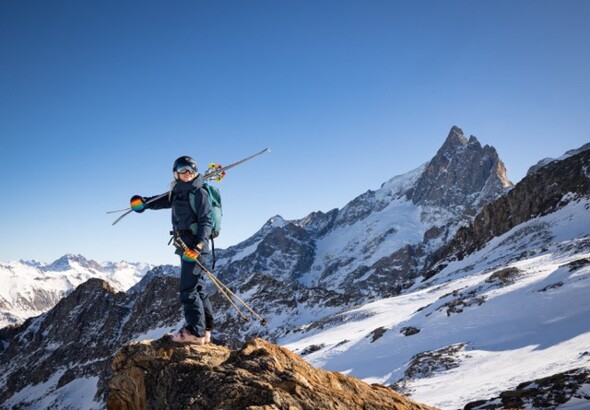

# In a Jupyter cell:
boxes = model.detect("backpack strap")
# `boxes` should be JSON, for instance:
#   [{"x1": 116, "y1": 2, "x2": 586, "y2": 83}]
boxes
[{"x1": 210, "y1": 236, "x2": 216, "y2": 270}]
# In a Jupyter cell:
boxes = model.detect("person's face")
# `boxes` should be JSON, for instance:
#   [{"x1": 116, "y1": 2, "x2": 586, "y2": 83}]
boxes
[{"x1": 178, "y1": 170, "x2": 196, "y2": 182}]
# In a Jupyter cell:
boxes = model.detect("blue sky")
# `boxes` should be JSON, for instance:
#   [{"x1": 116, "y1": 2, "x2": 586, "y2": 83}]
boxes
[{"x1": 1, "y1": 0, "x2": 589, "y2": 265}]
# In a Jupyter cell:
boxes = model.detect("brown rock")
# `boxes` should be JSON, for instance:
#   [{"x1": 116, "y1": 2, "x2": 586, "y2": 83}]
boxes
[{"x1": 107, "y1": 337, "x2": 438, "y2": 410}]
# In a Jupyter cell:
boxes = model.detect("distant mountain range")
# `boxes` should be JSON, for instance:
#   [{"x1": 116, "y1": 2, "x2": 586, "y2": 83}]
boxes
[
  {"x1": 0, "y1": 254, "x2": 153, "y2": 327},
  {"x1": 1, "y1": 127, "x2": 589, "y2": 409}
]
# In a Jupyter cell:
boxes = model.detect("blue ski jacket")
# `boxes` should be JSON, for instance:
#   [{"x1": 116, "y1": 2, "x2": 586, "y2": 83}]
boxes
[{"x1": 146, "y1": 174, "x2": 212, "y2": 253}]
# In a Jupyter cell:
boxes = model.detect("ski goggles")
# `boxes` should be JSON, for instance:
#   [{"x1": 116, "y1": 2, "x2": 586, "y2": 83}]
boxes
[{"x1": 176, "y1": 165, "x2": 196, "y2": 174}]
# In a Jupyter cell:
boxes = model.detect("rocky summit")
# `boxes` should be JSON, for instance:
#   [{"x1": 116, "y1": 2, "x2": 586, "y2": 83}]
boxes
[{"x1": 107, "y1": 337, "x2": 437, "y2": 410}]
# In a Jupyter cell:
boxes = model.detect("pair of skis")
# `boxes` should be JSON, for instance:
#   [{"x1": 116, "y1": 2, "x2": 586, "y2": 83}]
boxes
[{"x1": 107, "y1": 148, "x2": 270, "y2": 226}]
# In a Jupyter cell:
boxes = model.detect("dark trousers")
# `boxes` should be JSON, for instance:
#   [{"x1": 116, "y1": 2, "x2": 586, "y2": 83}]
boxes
[{"x1": 179, "y1": 254, "x2": 214, "y2": 337}]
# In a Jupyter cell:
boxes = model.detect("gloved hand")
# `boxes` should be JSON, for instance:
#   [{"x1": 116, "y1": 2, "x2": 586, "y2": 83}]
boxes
[
  {"x1": 130, "y1": 195, "x2": 146, "y2": 213},
  {"x1": 182, "y1": 248, "x2": 200, "y2": 262}
]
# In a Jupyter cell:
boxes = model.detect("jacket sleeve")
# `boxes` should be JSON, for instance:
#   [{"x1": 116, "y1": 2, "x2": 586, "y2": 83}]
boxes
[
  {"x1": 145, "y1": 192, "x2": 172, "y2": 210},
  {"x1": 194, "y1": 188, "x2": 213, "y2": 245}
]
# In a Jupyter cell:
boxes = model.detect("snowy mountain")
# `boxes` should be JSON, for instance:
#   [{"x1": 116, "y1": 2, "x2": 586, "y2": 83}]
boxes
[
  {"x1": 275, "y1": 148, "x2": 590, "y2": 409},
  {"x1": 216, "y1": 126, "x2": 511, "y2": 293},
  {"x1": 1, "y1": 128, "x2": 589, "y2": 409},
  {"x1": 281, "y1": 196, "x2": 590, "y2": 409},
  {"x1": 209, "y1": 126, "x2": 513, "y2": 343},
  {"x1": 0, "y1": 264, "x2": 179, "y2": 409},
  {"x1": 0, "y1": 254, "x2": 152, "y2": 328}
]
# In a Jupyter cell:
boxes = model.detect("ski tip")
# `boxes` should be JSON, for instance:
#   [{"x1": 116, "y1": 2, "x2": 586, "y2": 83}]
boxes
[
  {"x1": 111, "y1": 210, "x2": 132, "y2": 226},
  {"x1": 106, "y1": 208, "x2": 131, "y2": 214}
]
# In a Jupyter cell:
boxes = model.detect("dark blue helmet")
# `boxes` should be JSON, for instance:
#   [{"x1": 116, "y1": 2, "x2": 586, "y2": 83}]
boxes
[{"x1": 173, "y1": 156, "x2": 198, "y2": 179}]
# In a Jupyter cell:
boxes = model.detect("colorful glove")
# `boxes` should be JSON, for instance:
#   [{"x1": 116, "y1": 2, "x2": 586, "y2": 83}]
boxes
[
  {"x1": 130, "y1": 195, "x2": 146, "y2": 213},
  {"x1": 182, "y1": 248, "x2": 200, "y2": 262}
]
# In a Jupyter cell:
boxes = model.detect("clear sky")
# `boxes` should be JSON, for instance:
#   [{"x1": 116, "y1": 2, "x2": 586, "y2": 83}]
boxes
[{"x1": 1, "y1": 1, "x2": 589, "y2": 265}]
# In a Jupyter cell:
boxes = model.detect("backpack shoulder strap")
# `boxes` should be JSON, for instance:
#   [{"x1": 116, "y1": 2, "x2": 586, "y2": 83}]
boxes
[
  {"x1": 189, "y1": 185, "x2": 218, "y2": 269},
  {"x1": 188, "y1": 188, "x2": 197, "y2": 215}
]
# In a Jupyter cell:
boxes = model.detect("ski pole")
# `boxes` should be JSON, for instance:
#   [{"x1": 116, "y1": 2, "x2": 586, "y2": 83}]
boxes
[
  {"x1": 203, "y1": 267, "x2": 251, "y2": 323},
  {"x1": 172, "y1": 236, "x2": 249, "y2": 321},
  {"x1": 193, "y1": 257, "x2": 268, "y2": 326},
  {"x1": 200, "y1": 264, "x2": 268, "y2": 326},
  {"x1": 172, "y1": 235, "x2": 267, "y2": 325}
]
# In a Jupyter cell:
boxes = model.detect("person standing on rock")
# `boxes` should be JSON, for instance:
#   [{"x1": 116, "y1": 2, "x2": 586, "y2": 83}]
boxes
[{"x1": 130, "y1": 156, "x2": 214, "y2": 344}]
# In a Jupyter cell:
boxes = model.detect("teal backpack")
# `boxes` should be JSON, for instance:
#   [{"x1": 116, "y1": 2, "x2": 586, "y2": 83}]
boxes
[{"x1": 190, "y1": 183, "x2": 223, "y2": 267}]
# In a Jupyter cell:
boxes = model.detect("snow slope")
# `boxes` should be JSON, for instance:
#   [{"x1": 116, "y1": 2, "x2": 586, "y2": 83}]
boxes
[{"x1": 280, "y1": 197, "x2": 590, "y2": 409}]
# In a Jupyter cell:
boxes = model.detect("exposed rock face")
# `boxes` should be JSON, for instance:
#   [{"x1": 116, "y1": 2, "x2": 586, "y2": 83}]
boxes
[
  {"x1": 427, "y1": 149, "x2": 590, "y2": 276},
  {"x1": 407, "y1": 126, "x2": 512, "y2": 210},
  {"x1": 464, "y1": 368, "x2": 590, "y2": 410},
  {"x1": 211, "y1": 271, "x2": 353, "y2": 349},
  {"x1": 0, "y1": 279, "x2": 126, "y2": 405},
  {"x1": 107, "y1": 337, "x2": 437, "y2": 410}
]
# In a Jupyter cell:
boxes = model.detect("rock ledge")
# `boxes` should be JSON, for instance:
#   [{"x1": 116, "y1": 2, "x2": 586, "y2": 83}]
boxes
[{"x1": 107, "y1": 337, "x2": 437, "y2": 410}]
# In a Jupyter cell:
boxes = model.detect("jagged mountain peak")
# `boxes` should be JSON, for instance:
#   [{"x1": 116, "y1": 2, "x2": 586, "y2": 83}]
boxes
[
  {"x1": 266, "y1": 215, "x2": 287, "y2": 228},
  {"x1": 213, "y1": 126, "x2": 514, "y2": 297},
  {"x1": 408, "y1": 126, "x2": 513, "y2": 209},
  {"x1": 222, "y1": 126, "x2": 510, "y2": 255},
  {"x1": 439, "y1": 125, "x2": 468, "y2": 153},
  {"x1": 45, "y1": 253, "x2": 100, "y2": 271}
]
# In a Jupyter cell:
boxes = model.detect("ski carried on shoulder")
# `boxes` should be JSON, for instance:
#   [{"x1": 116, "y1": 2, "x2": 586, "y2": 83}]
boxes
[{"x1": 108, "y1": 148, "x2": 270, "y2": 226}]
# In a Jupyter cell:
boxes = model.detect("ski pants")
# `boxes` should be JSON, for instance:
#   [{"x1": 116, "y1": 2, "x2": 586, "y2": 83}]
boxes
[{"x1": 179, "y1": 254, "x2": 214, "y2": 337}]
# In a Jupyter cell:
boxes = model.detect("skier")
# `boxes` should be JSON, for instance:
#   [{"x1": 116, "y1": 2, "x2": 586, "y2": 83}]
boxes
[{"x1": 130, "y1": 156, "x2": 214, "y2": 344}]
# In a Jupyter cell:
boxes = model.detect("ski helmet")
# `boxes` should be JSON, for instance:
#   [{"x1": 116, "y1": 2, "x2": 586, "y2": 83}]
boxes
[{"x1": 173, "y1": 156, "x2": 198, "y2": 179}]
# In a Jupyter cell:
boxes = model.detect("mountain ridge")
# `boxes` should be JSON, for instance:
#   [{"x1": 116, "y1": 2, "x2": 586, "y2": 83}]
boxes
[
  {"x1": 0, "y1": 254, "x2": 152, "y2": 328},
  {"x1": 207, "y1": 126, "x2": 515, "y2": 346}
]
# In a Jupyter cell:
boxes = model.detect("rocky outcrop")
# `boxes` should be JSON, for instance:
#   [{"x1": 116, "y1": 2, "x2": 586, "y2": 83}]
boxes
[
  {"x1": 107, "y1": 337, "x2": 437, "y2": 410},
  {"x1": 211, "y1": 271, "x2": 355, "y2": 349},
  {"x1": 426, "y1": 149, "x2": 590, "y2": 277},
  {"x1": 464, "y1": 368, "x2": 590, "y2": 409},
  {"x1": 0, "y1": 279, "x2": 126, "y2": 405}
]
